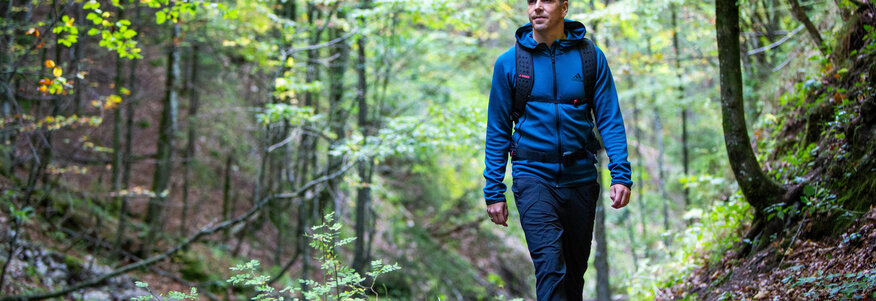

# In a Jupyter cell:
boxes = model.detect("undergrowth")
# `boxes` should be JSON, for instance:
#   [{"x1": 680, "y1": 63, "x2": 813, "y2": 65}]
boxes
[
  {"x1": 131, "y1": 212, "x2": 400, "y2": 301},
  {"x1": 627, "y1": 192, "x2": 750, "y2": 300}
]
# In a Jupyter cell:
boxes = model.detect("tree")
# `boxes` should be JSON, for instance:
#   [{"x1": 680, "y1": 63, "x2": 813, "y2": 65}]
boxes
[
  {"x1": 143, "y1": 14, "x2": 182, "y2": 257},
  {"x1": 716, "y1": 0, "x2": 793, "y2": 252}
]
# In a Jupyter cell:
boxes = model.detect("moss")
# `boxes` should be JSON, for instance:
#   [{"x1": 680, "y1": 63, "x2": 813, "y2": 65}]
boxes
[
  {"x1": 178, "y1": 250, "x2": 209, "y2": 283},
  {"x1": 65, "y1": 255, "x2": 85, "y2": 275}
]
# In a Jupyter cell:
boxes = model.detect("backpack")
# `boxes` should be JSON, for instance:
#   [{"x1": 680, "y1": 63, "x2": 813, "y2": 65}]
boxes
[{"x1": 512, "y1": 38, "x2": 603, "y2": 157}]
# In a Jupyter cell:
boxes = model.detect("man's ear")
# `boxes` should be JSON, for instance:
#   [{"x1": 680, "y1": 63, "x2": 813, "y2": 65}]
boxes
[{"x1": 562, "y1": 1, "x2": 568, "y2": 17}]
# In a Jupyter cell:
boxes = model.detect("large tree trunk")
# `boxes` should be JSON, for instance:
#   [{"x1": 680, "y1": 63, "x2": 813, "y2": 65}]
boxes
[
  {"x1": 716, "y1": 0, "x2": 786, "y2": 215},
  {"x1": 787, "y1": 0, "x2": 826, "y2": 55},
  {"x1": 143, "y1": 19, "x2": 181, "y2": 257}
]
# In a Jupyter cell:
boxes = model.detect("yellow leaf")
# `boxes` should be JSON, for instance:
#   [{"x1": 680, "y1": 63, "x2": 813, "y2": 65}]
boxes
[
  {"x1": 91, "y1": 100, "x2": 101, "y2": 107},
  {"x1": 53, "y1": 67, "x2": 63, "y2": 77},
  {"x1": 45, "y1": 60, "x2": 55, "y2": 68}
]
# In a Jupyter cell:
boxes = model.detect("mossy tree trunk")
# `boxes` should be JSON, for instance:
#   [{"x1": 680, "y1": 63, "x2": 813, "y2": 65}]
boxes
[{"x1": 716, "y1": 0, "x2": 788, "y2": 248}]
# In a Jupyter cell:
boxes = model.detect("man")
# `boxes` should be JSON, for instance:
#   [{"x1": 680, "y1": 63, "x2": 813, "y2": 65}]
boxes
[{"x1": 482, "y1": 0, "x2": 632, "y2": 300}]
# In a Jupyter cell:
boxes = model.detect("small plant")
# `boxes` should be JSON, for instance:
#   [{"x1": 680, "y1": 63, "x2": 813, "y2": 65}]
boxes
[
  {"x1": 227, "y1": 212, "x2": 400, "y2": 301},
  {"x1": 131, "y1": 281, "x2": 198, "y2": 301},
  {"x1": 781, "y1": 269, "x2": 876, "y2": 298},
  {"x1": 132, "y1": 212, "x2": 399, "y2": 301}
]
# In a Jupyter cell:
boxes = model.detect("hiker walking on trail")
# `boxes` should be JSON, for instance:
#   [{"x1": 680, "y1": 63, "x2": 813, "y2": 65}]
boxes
[{"x1": 482, "y1": 0, "x2": 633, "y2": 299}]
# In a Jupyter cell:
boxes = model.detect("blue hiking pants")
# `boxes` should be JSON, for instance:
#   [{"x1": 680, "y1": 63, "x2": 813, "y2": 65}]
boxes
[{"x1": 512, "y1": 176, "x2": 599, "y2": 301}]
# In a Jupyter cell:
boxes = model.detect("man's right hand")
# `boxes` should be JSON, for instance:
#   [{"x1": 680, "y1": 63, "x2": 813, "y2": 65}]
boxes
[{"x1": 486, "y1": 202, "x2": 509, "y2": 227}]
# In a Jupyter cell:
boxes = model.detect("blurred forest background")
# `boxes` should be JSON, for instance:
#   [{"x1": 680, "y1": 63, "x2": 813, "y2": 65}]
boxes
[{"x1": 1, "y1": 0, "x2": 874, "y2": 300}]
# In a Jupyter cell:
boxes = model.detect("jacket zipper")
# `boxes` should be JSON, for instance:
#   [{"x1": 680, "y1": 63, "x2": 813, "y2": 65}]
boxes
[{"x1": 551, "y1": 46, "x2": 562, "y2": 187}]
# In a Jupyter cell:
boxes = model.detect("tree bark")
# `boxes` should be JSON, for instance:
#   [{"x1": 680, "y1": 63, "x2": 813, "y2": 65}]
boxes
[
  {"x1": 143, "y1": 19, "x2": 181, "y2": 257},
  {"x1": 716, "y1": 0, "x2": 786, "y2": 215}
]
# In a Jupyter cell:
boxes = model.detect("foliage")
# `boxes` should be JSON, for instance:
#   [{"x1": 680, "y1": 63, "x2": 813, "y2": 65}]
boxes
[
  {"x1": 131, "y1": 282, "x2": 199, "y2": 301},
  {"x1": 782, "y1": 268, "x2": 876, "y2": 299},
  {"x1": 628, "y1": 193, "x2": 750, "y2": 299},
  {"x1": 227, "y1": 212, "x2": 400, "y2": 301}
]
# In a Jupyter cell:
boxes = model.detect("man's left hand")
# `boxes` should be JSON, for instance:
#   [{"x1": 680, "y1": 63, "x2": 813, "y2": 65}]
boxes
[{"x1": 609, "y1": 184, "x2": 630, "y2": 209}]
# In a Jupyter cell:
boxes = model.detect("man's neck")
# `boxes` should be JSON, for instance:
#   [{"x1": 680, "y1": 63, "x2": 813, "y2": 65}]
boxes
[{"x1": 533, "y1": 26, "x2": 565, "y2": 48}]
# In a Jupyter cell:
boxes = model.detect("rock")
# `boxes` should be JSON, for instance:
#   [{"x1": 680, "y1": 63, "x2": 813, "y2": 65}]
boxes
[{"x1": 80, "y1": 290, "x2": 111, "y2": 301}]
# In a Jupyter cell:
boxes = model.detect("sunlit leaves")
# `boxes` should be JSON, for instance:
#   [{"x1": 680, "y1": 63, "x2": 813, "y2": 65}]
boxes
[
  {"x1": 84, "y1": 1, "x2": 141, "y2": 59},
  {"x1": 256, "y1": 103, "x2": 320, "y2": 126},
  {"x1": 0, "y1": 114, "x2": 102, "y2": 133}
]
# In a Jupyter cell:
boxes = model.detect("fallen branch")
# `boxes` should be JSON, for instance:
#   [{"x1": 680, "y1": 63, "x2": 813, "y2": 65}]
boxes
[
  {"x1": 0, "y1": 161, "x2": 355, "y2": 301},
  {"x1": 54, "y1": 227, "x2": 220, "y2": 301}
]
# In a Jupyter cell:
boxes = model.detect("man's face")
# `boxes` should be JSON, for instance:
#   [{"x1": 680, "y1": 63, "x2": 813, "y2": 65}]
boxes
[{"x1": 528, "y1": 0, "x2": 567, "y2": 32}]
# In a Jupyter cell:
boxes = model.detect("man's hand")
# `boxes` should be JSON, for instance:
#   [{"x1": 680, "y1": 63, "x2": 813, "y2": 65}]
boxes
[
  {"x1": 486, "y1": 202, "x2": 509, "y2": 227},
  {"x1": 610, "y1": 184, "x2": 631, "y2": 209}
]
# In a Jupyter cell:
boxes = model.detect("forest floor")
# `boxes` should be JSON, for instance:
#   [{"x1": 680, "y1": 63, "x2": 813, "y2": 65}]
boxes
[{"x1": 661, "y1": 208, "x2": 876, "y2": 300}]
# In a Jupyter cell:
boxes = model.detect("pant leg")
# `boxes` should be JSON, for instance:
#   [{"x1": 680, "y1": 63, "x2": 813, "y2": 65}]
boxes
[
  {"x1": 559, "y1": 182, "x2": 599, "y2": 300},
  {"x1": 513, "y1": 177, "x2": 568, "y2": 301}
]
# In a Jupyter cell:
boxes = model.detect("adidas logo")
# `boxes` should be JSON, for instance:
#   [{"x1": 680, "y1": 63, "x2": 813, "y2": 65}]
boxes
[{"x1": 572, "y1": 73, "x2": 584, "y2": 82}]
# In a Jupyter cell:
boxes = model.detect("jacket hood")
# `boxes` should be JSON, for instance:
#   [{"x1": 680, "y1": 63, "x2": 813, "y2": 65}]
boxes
[{"x1": 515, "y1": 19, "x2": 588, "y2": 50}]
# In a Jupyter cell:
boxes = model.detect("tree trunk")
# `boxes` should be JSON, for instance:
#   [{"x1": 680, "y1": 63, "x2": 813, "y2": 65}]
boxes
[
  {"x1": 181, "y1": 43, "x2": 200, "y2": 237},
  {"x1": 322, "y1": 9, "x2": 350, "y2": 219},
  {"x1": 110, "y1": 5, "x2": 125, "y2": 260},
  {"x1": 630, "y1": 80, "x2": 647, "y2": 254},
  {"x1": 352, "y1": 0, "x2": 372, "y2": 272},
  {"x1": 653, "y1": 99, "x2": 670, "y2": 249},
  {"x1": 646, "y1": 36, "x2": 671, "y2": 248},
  {"x1": 143, "y1": 19, "x2": 181, "y2": 257},
  {"x1": 222, "y1": 151, "x2": 233, "y2": 242},
  {"x1": 594, "y1": 151, "x2": 611, "y2": 301},
  {"x1": 114, "y1": 1, "x2": 141, "y2": 260},
  {"x1": 672, "y1": 3, "x2": 691, "y2": 213},
  {"x1": 716, "y1": 0, "x2": 786, "y2": 214},
  {"x1": 787, "y1": 0, "x2": 826, "y2": 55}
]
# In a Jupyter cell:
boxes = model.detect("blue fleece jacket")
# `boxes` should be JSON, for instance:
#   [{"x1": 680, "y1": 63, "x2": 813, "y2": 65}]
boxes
[{"x1": 483, "y1": 20, "x2": 633, "y2": 205}]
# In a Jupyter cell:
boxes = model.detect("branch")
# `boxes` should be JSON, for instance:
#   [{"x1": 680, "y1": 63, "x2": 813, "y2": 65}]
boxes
[
  {"x1": 746, "y1": 25, "x2": 804, "y2": 55},
  {"x1": 0, "y1": 161, "x2": 355, "y2": 301},
  {"x1": 287, "y1": 29, "x2": 357, "y2": 54},
  {"x1": 53, "y1": 227, "x2": 220, "y2": 301}
]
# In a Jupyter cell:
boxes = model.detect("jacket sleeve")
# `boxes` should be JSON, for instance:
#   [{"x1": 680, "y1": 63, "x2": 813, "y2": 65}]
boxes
[
  {"x1": 483, "y1": 53, "x2": 514, "y2": 205},
  {"x1": 592, "y1": 45, "x2": 634, "y2": 188}
]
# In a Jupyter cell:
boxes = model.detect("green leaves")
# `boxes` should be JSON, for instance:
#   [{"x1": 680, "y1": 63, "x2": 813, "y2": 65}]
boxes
[{"x1": 225, "y1": 213, "x2": 399, "y2": 300}]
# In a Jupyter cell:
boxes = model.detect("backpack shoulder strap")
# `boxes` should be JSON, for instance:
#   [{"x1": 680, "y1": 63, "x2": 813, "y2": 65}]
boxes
[
  {"x1": 578, "y1": 38, "x2": 598, "y2": 113},
  {"x1": 579, "y1": 38, "x2": 603, "y2": 154},
  {"x1": 513, "y1": 42, "x2": 534, "y2": 123}
]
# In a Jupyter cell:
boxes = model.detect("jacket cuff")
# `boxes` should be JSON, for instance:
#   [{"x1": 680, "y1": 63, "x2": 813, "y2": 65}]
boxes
[
  {"x1": 485, "y1": 196, "x2": 506, "y2": 206},
  {"x1": 610, "y1": 180, "x2": 633, "y2": 189}
]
